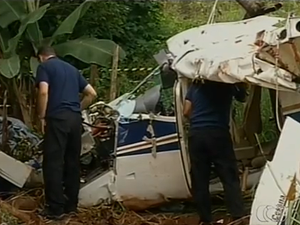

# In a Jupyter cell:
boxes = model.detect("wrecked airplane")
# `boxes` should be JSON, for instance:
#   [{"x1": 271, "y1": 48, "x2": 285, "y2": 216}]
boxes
[
  {"x1": 160, "y1": 14, "x2": 300, "y2": 225},
  {"x1": 1, "y1": 14, "x2": 300, "y2": 224},
  {"x1": 76, "y1": 14, "x2": 300, "y2": 220}
]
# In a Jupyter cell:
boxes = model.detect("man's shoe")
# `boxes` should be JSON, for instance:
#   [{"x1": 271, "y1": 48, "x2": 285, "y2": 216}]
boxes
[
  {"x1": 64, "y1": 207, "x2": 78, "y2": 216},
  {"x1": 39, "y1": 208, "x2": 65, "y2": 221}
]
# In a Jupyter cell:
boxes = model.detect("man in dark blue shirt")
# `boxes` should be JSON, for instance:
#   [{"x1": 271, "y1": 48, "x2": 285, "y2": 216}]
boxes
[
  {"x1": 183, "y1": 80, "x2": 246, "y2": 225},
  {"x1": 35, "y1": 46, "x2": 97, "y2": 220}
]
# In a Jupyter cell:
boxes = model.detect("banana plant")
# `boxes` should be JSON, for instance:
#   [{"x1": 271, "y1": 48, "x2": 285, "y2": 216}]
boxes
[{"x1": 0, "y1": 0, "x2": 126, "y2": 78}]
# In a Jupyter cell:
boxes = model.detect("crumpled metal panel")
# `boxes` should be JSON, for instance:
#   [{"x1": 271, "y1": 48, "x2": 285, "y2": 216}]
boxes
[
  {"x1": 0, "y1": 151, "x2": 32, "y2": 188},
  {"x1": 167, "y1": 15, "x2": 300, "y2": 92},
  {"x1": 250, "y1": 117, "x2": 300, "y2": 225}
]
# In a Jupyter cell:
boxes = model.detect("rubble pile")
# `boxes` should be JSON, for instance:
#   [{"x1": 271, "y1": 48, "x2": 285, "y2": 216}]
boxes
[{"x1": 0, "y1": 117, "x2": 41, "y2": 163}]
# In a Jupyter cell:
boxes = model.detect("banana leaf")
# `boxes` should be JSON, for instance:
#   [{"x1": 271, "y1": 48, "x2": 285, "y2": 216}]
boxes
[
  {"x1": 5, "y1": 3, "x2": 50, "y2": 55},
  {"x1": 54, "y1": 37, "x2": 126, "y2": 67},
  {"x1": 49, "y1": 0, "x2": 96, "y2": 45},
  {"x1": 30, "y1": 56, "x2": 39, "y2": 77},
  {"x1": 0, "y1": 0, "x2": 26, "y2": 28},
  {"x1": 0, "y1": 55, "x2": 20, "y2": 78}
]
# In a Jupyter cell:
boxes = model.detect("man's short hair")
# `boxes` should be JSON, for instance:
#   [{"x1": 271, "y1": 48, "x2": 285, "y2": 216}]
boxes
[{"x1": 37, "y1": 46, "x2": 56, "y2": 56}]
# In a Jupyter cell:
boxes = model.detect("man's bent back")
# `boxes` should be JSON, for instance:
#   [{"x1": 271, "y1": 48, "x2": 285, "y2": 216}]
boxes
[{"x1": 36, "y1": 57, "x2": 87, "y2": 118}]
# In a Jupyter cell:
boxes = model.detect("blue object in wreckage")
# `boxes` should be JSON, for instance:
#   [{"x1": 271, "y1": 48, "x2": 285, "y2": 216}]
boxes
[
  {"x1": 287, "y1": 111, "x2": 300, "y2": 122},
  {"x1": 117, "y1": 119, "x2": 177, "y2": 147},
  {"x1": 0, "y1": 117, "x2": 40, "y2": 155},
  {"x1": 116, "y1": 118, "x2": 179, "y2": 157}
]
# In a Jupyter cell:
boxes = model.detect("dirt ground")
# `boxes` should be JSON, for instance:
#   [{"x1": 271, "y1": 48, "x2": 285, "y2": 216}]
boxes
[
  {"x1": 0, "y1": 191, "x2": 251, "y2": 225},
  {"x1": 0, "y1": 200, "x2": 201, "y2": 225}
]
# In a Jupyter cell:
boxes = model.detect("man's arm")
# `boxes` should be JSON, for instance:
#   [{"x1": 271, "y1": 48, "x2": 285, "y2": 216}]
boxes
[
  {"x1": 81, "y1": 85, "x2": 97, "y2": 110},
  {"x1": 183, "y1": 85, "x2": 194, "y2": 118},
  {"x1": 79, "y1": 74, "x2": 97, "y2": 110},
  {"x1": 183, "y1": 99, "x2": 192, "y2": 118},
  {"x1": 36, "y1": 66, "x2": 49, "y2": 119}
]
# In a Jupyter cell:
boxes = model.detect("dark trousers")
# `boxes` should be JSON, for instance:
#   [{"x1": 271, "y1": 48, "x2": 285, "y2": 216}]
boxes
[
  {"x1": 43, "y1": 111, "x2": 82, "y2": 215},
  {"x1": 188, "y1": 127, "x2": 245, "y2": 223}
]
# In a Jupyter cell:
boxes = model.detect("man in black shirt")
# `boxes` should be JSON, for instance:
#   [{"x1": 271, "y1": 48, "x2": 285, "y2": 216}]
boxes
[
  {"x1": 35, "y1": 46, "x2": 97, "y2": 220},
  {"x1": 183, "y1": 80, "x2": 246, "y2": 225}
]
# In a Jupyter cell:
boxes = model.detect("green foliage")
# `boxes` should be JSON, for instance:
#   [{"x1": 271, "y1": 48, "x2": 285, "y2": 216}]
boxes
[
  {"x1": 54, "y1": 37, "x2": 126, "y2": 66},
  {"x1": 161, "y1": 1, "x2": 244, "y2": 37},
  {"x1": 0, "y1": 1, "x2": 49, "y2": 78},
  {"x1": 6, "y1": 3, "x2": 50, "y2": 55},
  {"x1": 75, "y1": 0, "x2": 166, "y2": 66},
  {"x1": 0, "y1": 1, "x2": 26, "y2": 28},
  {"x1": 259, "y1": 89, "x2": 278, "y2": 142},
  {"x1": 70, "y1": 0, "x2": 169, "y2": 96},
  {"x1": 0, "y1": 0, "x2": 125, "y2": 79},
  {"x1": 30, "y1": 56, "x2": 39, "y2": 77},
  {"x1": 0, "y1": 55, "x2": 20, "y2": 78},
  {"x1": 49, "y1": 0, "x2": 95, "y2": 45},
  {"x1": 119, "y1": 1, "x2": 166, "y2": 65},
  {"x1": 162, "y1": 1, "x2": 300, "y2": 38},
  {"x1": 0, "y1": 209, "x2": 19, "y2": 225}
]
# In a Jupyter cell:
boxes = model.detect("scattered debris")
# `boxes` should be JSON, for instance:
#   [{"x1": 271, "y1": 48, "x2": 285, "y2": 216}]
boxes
[{"x1": 0, "y1": 117, "x2": 40, "y2": 161}]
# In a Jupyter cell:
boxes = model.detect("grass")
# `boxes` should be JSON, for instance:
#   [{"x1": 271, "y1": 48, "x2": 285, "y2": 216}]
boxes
[
  {"x1": 0, "y1": 209, "x2": 19, "y2": 225},
  {"x1": 233, "y1": 88, "x2": 278, "y2": 143}
]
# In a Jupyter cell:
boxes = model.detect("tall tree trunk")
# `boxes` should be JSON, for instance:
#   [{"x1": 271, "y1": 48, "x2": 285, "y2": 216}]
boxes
[
  {"x1": 179, "y1": 0, "x2": 191, "y2": 20},
  {"x1": 235, "y1": 0, "x2": 282, "y2": 19},
  {"x1": 1, "y1": 90, "x2": 9, "y2": 154},
  {"x1": 109, "y1": 46, "x2": 119, "y2": 101},
  {"x1": 235, "y1": 0, "x2": 261, "y2": 16}
]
